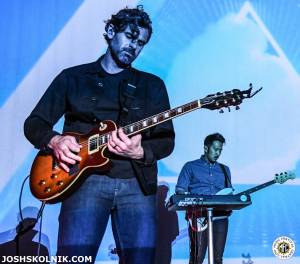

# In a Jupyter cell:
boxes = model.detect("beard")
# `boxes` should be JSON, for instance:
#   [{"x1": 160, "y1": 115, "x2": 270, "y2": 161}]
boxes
[{"x1": 109, "y1": 45, "x2": 136, "y2": 68}]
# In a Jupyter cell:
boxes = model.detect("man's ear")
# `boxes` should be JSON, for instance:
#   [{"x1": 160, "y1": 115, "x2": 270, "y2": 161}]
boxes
[
  {"x1": 204, "y1": 145, "x2": 208, "y2": 154},
  {"x1": 106, "y1": 24, "x2": 115, "y2": 40}
]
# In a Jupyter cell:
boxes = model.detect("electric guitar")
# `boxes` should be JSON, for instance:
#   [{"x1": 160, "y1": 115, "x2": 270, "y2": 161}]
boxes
[
  {"x1": 189, "y1": 170, "x2": 296, "y2": 232},
  {"x1": 30, "y1": 85, "x2": 261, "y2": 203}
]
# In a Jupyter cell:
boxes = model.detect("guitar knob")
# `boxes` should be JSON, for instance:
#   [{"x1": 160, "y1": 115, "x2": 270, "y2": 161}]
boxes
[
  {"x1": 57, "y1": 181, "x2": 64, "y2": 186},
  {"x1": 39, "y1": 180, "x2": 46, "y2": 186},
  {"x1": 240, "y1": 195, "x2": 248, "y2": 202},
  {"x1": 51, "y1": 174, "x2": 58, "y2": 179},
  {"x1": 219, "y1": 109, "x2": 224, "y2": 114},
  {"x1": 44, "y1": 187, "x2": 51, "y2": 193}
]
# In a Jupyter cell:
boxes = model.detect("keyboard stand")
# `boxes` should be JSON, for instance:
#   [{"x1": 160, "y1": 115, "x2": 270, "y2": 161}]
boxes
[
  {"x1": 207, "y1": 208, "x2": 214, "y2": 264},
  {"x1": 166, "y1": 193, "x2": 252, "y2": 264}
]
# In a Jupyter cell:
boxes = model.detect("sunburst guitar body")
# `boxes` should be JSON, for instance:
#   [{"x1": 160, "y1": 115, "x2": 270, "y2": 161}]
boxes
[{"x1": 30, "y1": 120, "x2": 116, "y2": 203}]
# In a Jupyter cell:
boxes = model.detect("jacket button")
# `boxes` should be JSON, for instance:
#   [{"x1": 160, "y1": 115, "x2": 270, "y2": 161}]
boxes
[{"x1": 98, "y1": 82, "x2": 103, "y2": 87}]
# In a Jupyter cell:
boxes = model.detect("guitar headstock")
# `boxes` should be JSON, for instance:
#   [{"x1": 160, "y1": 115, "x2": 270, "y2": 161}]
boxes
[
  {"x1": 274, "y1": 171, "x2": 296, "y2": 184},
  {"x1": 200, "y1": 83, "x2": 262, "y2": 111}
]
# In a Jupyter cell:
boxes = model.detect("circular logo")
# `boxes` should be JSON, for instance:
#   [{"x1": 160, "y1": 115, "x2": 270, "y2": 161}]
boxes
[{"x1": 272, "y1": 236, "x2": 295, "y2": 259}]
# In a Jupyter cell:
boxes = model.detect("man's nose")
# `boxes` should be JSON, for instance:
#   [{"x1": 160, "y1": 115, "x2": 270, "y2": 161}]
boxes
[{"x1": 129, "y1": 40, "x2": 137, "y2": 49}]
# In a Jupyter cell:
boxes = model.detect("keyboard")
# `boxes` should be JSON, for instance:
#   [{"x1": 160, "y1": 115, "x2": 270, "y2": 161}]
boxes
[{"x1": 167, "y1": 193, "x2": 252, "y2": 211}]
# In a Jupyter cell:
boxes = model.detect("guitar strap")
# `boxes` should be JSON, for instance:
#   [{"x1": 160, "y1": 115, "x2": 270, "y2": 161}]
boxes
[
  {"x1": 118, "y1": 68, "x2": 140, "y2": 126},
  {"x1": 218, "y1": 163, "x2": 234, "y2": 218},
  {"x1": 219, "y1": 163, "x2": 232, "y2": 188}
]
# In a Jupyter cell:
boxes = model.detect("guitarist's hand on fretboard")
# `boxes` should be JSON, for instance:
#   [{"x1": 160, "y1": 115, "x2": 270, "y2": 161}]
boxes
[
  {"x1": 48, "y1": 135, "x2": 82, "y2": 172},
  {"x1": 107, "y1": 128, "x2": 144, "y2": 160}
]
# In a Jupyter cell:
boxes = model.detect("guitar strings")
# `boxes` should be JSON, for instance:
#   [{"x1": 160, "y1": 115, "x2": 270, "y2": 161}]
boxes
[
  {"x1": 76, "y1": 99, "x2": 204, "y2": 148},
  {"x1": 70, "y1": 93, "x2": 238, "y2": 148}
]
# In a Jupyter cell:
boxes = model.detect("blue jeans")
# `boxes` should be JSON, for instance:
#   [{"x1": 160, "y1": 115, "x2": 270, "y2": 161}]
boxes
[{"x1": 56, "y1": 174, "x2": 157, "y2": 264}]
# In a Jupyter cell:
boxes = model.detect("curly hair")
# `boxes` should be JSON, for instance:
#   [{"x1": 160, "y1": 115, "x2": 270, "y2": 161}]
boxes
[{"x1": 104, "y1": 5, "x2": 152, "y2": 43}]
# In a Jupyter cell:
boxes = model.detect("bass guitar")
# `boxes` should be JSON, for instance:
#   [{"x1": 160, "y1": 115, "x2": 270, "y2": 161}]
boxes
[
  {"x1": 30, "y1": 85, "x2": 261, "y2": 203},
  {"x1": 188, "y1": 170, "x2": 296, "y2": 232}
]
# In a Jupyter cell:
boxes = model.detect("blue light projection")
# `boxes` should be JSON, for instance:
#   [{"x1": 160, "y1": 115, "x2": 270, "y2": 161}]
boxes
[{"x1": 0, "y1": 0, "x2": 299, "y2": 262}]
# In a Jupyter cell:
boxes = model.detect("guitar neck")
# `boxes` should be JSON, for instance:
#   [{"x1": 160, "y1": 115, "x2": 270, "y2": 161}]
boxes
[
  {"x1": 95, "y1": 99, "x2": 203, "y2": 147},
  {"x1": 121, "y1": 99, "x2": 202, "y2": 136},
  {"x1": 94, "y1": 86, "x2": 258, "y2": 146},
  {"x1": 237, "y1": 180, "x2": 276, "y2": 196}
]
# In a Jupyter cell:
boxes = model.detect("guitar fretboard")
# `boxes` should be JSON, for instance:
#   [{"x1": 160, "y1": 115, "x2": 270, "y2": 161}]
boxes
[
  {"x1": 237, "y1": 180, "x2": 275, "y2": 196},
  {"x1": 123, "y1": 100, "x2": 201, "y2": 135},
  {"x1": 97, "y1": 99, "x2": 201, "y2": 146}
]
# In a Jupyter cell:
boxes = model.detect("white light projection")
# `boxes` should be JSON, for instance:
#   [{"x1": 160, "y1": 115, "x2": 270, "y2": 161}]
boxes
[{"x1": 162, "y1": 3, "x2": 300, "y2": 184}]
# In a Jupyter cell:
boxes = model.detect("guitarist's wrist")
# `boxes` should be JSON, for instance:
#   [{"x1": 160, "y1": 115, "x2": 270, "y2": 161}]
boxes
[
  {"x1": 133, "y1": 143, "x2": 155, "y2": 166},
  {"x1": 48, "y1": 135, "x2": 62, "y2": 149},
  {"x1": 132, "y1": 146, "x2": 144, "y2": 160}
]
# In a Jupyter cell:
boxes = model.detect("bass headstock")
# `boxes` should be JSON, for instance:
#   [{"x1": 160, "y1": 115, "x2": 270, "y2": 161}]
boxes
[
  {"x1": 275, "y1": 171, "x2": 296, "y2": 184},
  {"x1": 200, "y1": 83, "x2": 262, "y2": 111}
]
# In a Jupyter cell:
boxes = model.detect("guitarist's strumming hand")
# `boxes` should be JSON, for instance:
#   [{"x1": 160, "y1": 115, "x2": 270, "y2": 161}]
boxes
[
  {"x1": 48, "y1": 135, "x2": 82, "y2": 172},
  {"x1": 108, "y1": 128, "x2": 144, "y2": 160}
]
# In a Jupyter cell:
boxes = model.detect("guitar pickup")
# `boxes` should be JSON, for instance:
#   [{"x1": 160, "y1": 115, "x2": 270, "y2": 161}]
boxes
[{"x1": 88, "y1": 134, "x2": 99, "y2": 154}]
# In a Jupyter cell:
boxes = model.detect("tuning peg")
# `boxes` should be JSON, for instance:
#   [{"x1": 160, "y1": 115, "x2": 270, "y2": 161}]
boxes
[
  {"x1": 235, "y1": 105, "x2": 240, "y2": 110},
  {"x1": 219, "y1": 109, "x2": 224, "y2": 113}
]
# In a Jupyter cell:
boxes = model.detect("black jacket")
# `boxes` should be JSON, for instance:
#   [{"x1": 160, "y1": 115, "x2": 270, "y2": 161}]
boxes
[{"x1": 24, "y1": 58, "x2": 175, "y2": 195}]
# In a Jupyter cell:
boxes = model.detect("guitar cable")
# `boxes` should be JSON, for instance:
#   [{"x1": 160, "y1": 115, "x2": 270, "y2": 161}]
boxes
[
  {"x1": 187, "y1": 199, "x2": 205, "y2": 263},
  {"x1": 16, "y1": 174, "x2": 46, "y2": 257},
  {"x1": 195, "y1": 200, "x2": 204, "y2": 263}
]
